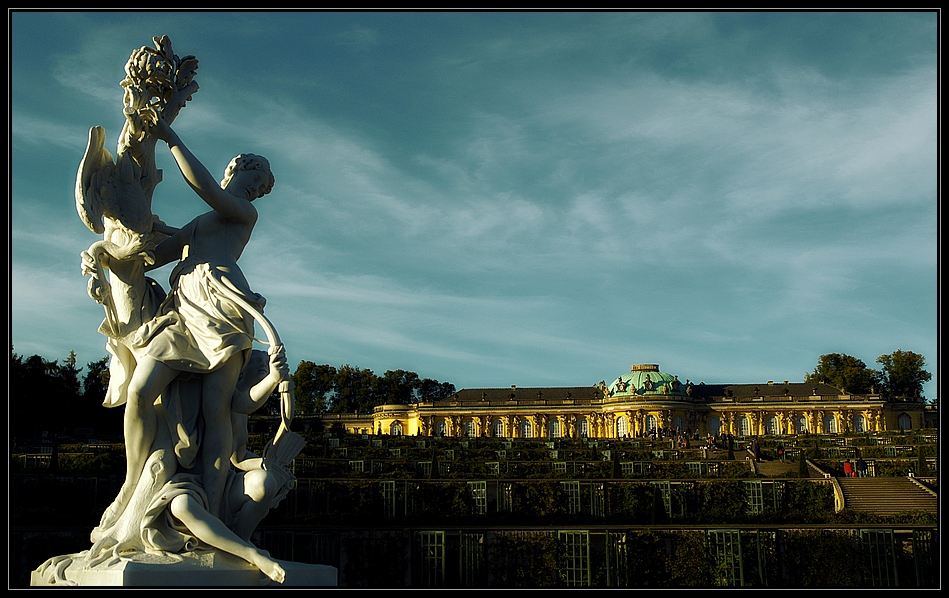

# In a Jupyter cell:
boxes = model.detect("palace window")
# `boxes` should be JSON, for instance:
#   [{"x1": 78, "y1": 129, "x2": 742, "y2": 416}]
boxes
[
  {"x1": 737, "y1": 416, "x2": 751, "y2": 437},
  {"x1": 464, "y1": 419, "x2": 476, "y2": 437},
  {"x1": 824, "y1": 415, "x2": 838, "y2": 434},
  {"x1": 765, "y1": 415, "x2": 779, "y2": 435},
  {"x1": 436, "y1": 420, "x2": 448, "y2": 437},
  {"x1": 646, "y1": 415, "x2": 658, "y2": 433},
  {"x1": 708, "y1": 416, "x2": 721, "y2": 436},
  {"x1": 492, "y1": 419, "x2": 505, "y2": 437},
  {"x1": 615, "y1": 416, "x2": 628, "y2": 438},
  {"x1": 550, "y1": 419, "x2": 562, "y2": 438},
  {"x1": 578, "y1": 418, "x2": 589, "y2": 437},
  {"x1": 855, "y1": 414, "x2": 867, "y2": 433},
  {"x1": 520, "y1": 419, "x2": 533, "y2": 438},
  {"x1": 390, "y1": 421, "x2": 403, "y2": 436},
  {"x1": 796, "y1": 415, "x2": 808, "y2": 433},
  {"x1": 898, "y1": 413, "x2": 912, "y2": 432}
]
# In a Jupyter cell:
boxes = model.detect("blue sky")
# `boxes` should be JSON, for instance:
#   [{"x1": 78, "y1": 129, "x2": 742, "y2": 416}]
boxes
[{"x1": 10, "y1": 11, "x2": 938, "y2": 399}]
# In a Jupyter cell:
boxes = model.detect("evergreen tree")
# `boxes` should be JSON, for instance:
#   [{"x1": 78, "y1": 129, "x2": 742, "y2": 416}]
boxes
[
  {"x1": 10, "y1": 347, "x2": 84, "y2": 436},
  {"x1": 429, "y1": 447, "x2": 440, "y2": 480},
  {"x1": 798, "y1": 450, "x2": 809, "y2": 478}
]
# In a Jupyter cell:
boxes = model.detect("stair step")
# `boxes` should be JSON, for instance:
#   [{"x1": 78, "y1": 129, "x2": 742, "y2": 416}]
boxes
[{"x1": 836, "y1": 477, "x2": 937, "y2": 514}]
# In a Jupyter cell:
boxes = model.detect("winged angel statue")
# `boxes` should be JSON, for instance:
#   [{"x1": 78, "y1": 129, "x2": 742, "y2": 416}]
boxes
[{"x1": 35, "y1": 36, "x2": 303, "y2": 586}]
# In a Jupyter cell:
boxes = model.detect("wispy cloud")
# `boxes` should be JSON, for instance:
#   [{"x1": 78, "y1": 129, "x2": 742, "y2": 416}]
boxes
[{"x1": 334, "y1": 26, "x2": 379, "y2": 52}]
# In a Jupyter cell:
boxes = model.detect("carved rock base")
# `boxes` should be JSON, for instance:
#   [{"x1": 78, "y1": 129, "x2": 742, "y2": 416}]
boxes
[{"x1": 30, "y1": 548, "x2": 337, "y2": 587}]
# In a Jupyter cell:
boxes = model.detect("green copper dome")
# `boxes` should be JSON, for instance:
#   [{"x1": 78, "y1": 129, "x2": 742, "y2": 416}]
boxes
[{"x1": 608, "y1": 364, "x2": 686, "y2": 396}]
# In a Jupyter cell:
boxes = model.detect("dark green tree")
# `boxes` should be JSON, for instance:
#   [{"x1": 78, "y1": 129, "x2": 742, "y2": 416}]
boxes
[
  {"x1": 418, "y1": 378, "x2": 456, "y2": 401},
  {"x1": 291, "y1": 361, "x2": 457, "y2": 414},
  {"x1": 805, "y1": 353, "x2": 880, "y2": 394},
  {"x1": 876, "y1": 349, "x2": 932, "y2": 400},
  {"x1": 81, "y1": 356, "x2": 110, "y2": 400},
  {"x1": 10, "y1": 347, "x2": 83, "y2": 436},
  {"x1": 292, "y1": 361, "x2": 337, "y2": 414},
  {"x1": 78, "y1": 356, "x2": 123, "y2": 434},
  {"x1": 374, "y1": 369, "x2": 420, "y2": 405},
  {"x1": 332, "y1": 364, "x2": 380, "y2": 413}
]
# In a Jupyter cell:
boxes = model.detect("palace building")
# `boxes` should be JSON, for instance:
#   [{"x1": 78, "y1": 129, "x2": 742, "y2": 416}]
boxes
[{"x1": 319, "y1": 364, "x2": 930, "y2": 439}]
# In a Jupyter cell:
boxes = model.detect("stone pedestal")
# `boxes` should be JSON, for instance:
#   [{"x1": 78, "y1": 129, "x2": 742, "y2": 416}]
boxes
[{"x1": 30, "y1": 549, "x2": 337, "y2": 587}]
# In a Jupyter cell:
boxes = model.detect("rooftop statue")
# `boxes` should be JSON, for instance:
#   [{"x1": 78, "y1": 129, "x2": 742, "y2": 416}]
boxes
[{"x1": 32, "y1": 36, "x2": 322, "y2": 587}]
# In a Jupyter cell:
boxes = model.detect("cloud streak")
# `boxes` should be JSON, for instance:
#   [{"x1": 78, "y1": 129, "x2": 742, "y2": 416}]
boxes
[{"x1": 11, "y1": 12, "x2": 937, "y2": 398}]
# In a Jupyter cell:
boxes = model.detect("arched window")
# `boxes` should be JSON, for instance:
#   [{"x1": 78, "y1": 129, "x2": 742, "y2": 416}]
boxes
[
  {"x1": 464, "y1": 419, "x2": 476, "y2": 437},
  {"x1": 854, "y1": 414, "x2": 867, "y2": 433},
  {"x1": 765, "y1": 415, "x2": 779, "y2": 435},
  {"x1": 898, "y1": 413, "x2": 912, "y2": 432},
  {"x1": 492, "y1": 419, "x2": 505, "y2": 438},
  {"x1": 578, "y1": 418, "x2": 589, "y2": 437},
  {"x1": 673, "y1": 415, "x2": 684, "y2": 433},
  {"x1": 390, "y1": 421, "x2": 403, "y2": 436},
  {"x1": 708, "y1": 416, "x2": 721, "y2": 437},
  {"x1": 646, "y1": 415, "x2": 658, "y2": 433},
  {"x1": 824, "y1": 414, "x2": 838, "y2": 434},
  {"x1": 520, "y1": 419, "x2": 533, "y2": 439},
  {"x1": 616, "y1": 416, "x2": 628, "y2": 438},
  {"x1": 737, "y1": 416, "x2": 751, "y2": 437},
  {"x1": 796, "y1": 415, "x2": 808, "y2": 433},
  {"x1": 549, "y1": 419, "x2": 562, "y2": 438}
]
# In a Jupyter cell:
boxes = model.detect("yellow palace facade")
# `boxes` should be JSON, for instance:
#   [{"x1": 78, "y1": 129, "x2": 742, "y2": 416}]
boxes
[{"x1": 320, "y1": 364, "x2": 930, "y2": 439}]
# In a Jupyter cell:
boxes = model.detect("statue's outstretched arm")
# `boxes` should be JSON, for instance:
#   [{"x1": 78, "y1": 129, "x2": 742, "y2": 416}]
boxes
[{"x1": 153, "y1": 120, "x2": 256, "y2": 223}]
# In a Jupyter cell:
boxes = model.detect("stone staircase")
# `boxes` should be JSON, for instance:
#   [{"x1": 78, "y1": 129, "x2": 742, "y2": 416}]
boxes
[
  {"x1": 752, "y1": 459, "x2": 798, "y2": 477},
  {"x1": 836, "y1": 477, "x2": 937, "y2": 515}
]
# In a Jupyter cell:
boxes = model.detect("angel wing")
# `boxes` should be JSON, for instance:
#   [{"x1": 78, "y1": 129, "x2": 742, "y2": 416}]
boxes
[
  {"x1": 75, "y1": 125, "x2": 154, "y2": 237},
  {"x1": 75, "y1": 126, "x2": 113, "y2": 235}
]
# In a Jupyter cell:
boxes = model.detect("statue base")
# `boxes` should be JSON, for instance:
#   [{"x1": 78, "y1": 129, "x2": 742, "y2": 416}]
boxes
[{"x1": 30, "y1": 548, "x2": 337, "y2": 587}]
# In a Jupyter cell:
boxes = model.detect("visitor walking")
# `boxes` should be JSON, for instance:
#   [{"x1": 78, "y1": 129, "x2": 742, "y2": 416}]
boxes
[
  {"x1": 843, "y1": 459, "x2": 854, "y2": 478},
  {"x1": 856, "y1": 456, "x2": 868, "y2": 478}
]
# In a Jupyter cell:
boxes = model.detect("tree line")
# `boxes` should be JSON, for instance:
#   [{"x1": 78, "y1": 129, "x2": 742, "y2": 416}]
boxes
[
  {"x1": 9, "y1": 346, "x2": 456, "y2": 435},
  {"x1": 804, "y1": 349, "x2": 932, "y2": 401},
  {"x1": 9, "y1": 347, "x2": 119, "y2": 438},
  {"x1": 11, "y1": 346, "x2": 932, "y2": 438},
  {"x1": 291, "y1": 362, "x2": 456, "y2": 415}
]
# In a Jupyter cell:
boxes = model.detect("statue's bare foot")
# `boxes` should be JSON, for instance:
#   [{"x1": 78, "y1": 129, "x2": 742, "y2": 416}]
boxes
[{"x1": 255, "y1": 553, "x2": 286, "y2": 584}]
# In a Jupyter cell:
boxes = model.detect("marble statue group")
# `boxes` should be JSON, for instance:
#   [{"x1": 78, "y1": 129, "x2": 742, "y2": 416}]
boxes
[{"x1": 31, "y1": 36, "x2": 319, "y2": 586}]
